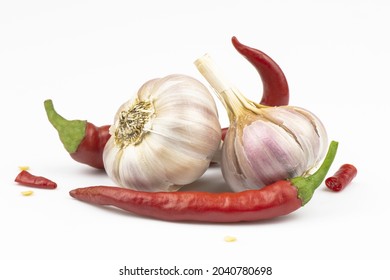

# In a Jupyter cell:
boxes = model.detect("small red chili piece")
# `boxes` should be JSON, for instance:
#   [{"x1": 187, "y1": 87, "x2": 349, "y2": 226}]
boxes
[
  {"x1": 325, "y1": 164, "x2": 357, "y2": 192},
  {"x1": 70, "y1": 141, "x2": 338, "y2": 222},
  {"x1": 15, "y1": 170, "x2": 57, "y2": 189}
]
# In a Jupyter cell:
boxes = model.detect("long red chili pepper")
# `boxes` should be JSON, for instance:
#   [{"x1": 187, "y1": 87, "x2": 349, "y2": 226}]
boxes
[
  {"x1": 325, "y1": 164, "x2": 357, "y2": 192},
  {"x1": 44, "y1": 100, "x2": 110, "y2": 169},
  {"x1": 69, "y1": 141, "x2": 338, "y2": 222},
  {"x1": 231, "y1": 36, "x2": 289, "y2": 106},
  {"x1": 15, "y1": 170, "x2": 57, "y2": 189}
]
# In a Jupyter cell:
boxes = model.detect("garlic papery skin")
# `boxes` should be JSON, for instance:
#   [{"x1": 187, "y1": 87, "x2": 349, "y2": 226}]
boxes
[
  {"x1": 195, "y1": 54, "x2": 328, "y2": 192},
  {"x1": 103, "y1": 74, "x2": 221, "y2": 192}
]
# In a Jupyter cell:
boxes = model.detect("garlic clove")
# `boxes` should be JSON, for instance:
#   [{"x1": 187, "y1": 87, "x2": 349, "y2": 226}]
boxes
[
  {"x1": 240, "y1": 120, "x2": 307, "y2": 186},
  {"x1": 262, "y1": 106, "x2": 327, "y2": 166},
  {"x1": 221, "y1": 124, "x2": 254, "y2": 192}
]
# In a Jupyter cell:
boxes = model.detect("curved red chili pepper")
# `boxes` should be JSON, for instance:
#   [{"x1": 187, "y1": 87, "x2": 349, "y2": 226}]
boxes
[
  {"x1": 69, "y1": 141, "x2": 338, "y2": 222},
  {"x1": 44, "y1": 100, "x2": 110, "y2": 169},
  {"x1": 325, "y1": 164, "x2": 357, "y2": 192},
  {"x1": 220, "y1": 37, "x2": 290, "y2": 141},
  {"x1": 231, "y1": 36, "x2": 289, "y2": 106}
]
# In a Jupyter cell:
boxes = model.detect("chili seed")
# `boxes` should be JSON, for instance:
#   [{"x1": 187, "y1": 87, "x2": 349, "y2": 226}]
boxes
[
  {"x1": 224, "y1": 236, "x2": 237, "y2": 242},
  {"x1": 21, "y1": 190, "x2": 34, "y2": 196},
  {"x1": 18, "y1": 166, "x2": 30, "y2": 171}
]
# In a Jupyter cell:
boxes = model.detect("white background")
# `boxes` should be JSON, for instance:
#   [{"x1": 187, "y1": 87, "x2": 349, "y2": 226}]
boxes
[{"x1": 1, "y1": 0, "x2": 389, "y2": 278}]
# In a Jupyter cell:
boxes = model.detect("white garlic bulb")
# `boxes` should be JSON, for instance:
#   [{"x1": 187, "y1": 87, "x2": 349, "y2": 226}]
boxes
[
  {"x1": 195, "y1": 54, "x2": 328, "y2": 192},
  {"x1": 103, "y1": 74, "x2": 221, "y2": 192}
]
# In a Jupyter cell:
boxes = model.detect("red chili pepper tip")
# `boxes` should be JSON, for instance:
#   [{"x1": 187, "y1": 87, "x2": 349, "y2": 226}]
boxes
[
  {"x1": 231, "y1": 36, "x2": 289, "y2": 107},
  {"x1": 15, "y1": 170, "x2": 57, "y2": 189}
]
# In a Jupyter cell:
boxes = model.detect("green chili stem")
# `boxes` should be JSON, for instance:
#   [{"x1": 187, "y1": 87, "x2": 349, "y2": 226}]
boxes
[
  {"x1": 291, "y1": 141, "x2": 339, "y2": 205},
  {"x1": 44, "y1": 99, "x2": 86, "y2": 153}
]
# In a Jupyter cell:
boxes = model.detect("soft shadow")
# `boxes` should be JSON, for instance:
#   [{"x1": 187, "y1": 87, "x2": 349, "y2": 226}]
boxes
[
  {"x1": 321, "y1": 188, "x2": 333, "y2": 193},
  {"x1": 180, "y1": 166, "x2": 231, "y2": 193},
  {"x1": 77, "y1": 167, "x2": 107, "y2": 177}
]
